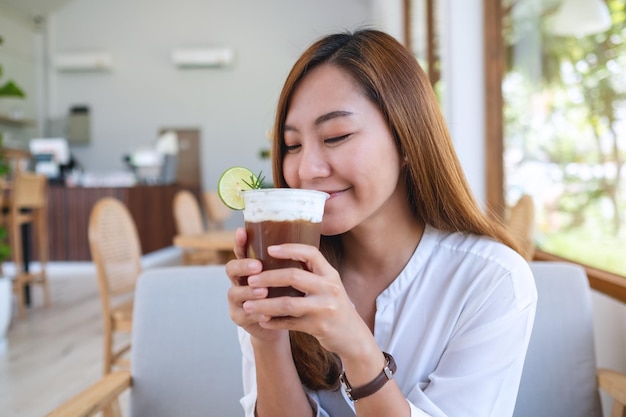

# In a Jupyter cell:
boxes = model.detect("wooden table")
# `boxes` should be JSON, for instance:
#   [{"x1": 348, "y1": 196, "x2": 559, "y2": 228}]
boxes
[{"x1": 173, "y1": 229, "x2": 236, "y2": 263}]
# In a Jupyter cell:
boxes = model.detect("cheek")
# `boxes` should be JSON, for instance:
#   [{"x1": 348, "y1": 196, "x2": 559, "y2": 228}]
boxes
[
  {"x1": 281, "y1": 155, "x2": 299, "y2": 187},
  {"x1": 351, "y1": 142, "x2": 402, "y2": 183}
]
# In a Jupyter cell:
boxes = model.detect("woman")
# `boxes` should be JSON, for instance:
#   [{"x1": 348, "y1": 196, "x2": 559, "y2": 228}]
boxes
[{"x1": 225, "y1": 29, "x2": 537, "y2": 417}]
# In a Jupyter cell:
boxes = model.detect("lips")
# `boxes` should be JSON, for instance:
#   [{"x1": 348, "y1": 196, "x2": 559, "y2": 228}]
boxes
[{"x1": 321, "y1": 188, "x2": 348, "y2": 199}]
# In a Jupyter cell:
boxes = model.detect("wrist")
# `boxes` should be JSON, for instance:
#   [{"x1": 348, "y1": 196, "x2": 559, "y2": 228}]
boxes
[
  {"x1": 337, "y1": 342, "x2": 384, "y2": 384},
  {"x1": 340, "y1": 351, "x2": 397, "y2": 402},
  {"x1": 250, "y1": 331, "x2": 290, "y2": 352}
]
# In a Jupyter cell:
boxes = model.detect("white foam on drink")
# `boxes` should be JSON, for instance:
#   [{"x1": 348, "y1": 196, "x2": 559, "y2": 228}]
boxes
[{"x1": 242, "y1": 189, "x2": 329, "y2": 223}]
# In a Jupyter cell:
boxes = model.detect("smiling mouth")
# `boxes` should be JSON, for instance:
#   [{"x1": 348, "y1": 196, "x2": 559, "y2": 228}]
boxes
[{"x1": 323, "y1": 189, "x2": 348, "y2": 199}]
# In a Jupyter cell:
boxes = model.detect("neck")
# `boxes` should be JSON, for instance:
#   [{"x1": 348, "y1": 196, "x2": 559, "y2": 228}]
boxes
[{"x1": 340, "y1": 202, "x2": 424, "y2": 288}]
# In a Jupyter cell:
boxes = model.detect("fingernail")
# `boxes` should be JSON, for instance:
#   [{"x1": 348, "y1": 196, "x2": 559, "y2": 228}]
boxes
[
  {"x1": 248, "y1": 275, "x2": 258, "y2": 285},
  {"x1": 267, "y1": 245, "x2": 281, "y2": 254}
]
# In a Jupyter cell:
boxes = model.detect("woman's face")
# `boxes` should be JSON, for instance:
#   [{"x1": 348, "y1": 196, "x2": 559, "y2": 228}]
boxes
[{"x1": 282, "y1": 64, "x2": 405, "y2": 236}]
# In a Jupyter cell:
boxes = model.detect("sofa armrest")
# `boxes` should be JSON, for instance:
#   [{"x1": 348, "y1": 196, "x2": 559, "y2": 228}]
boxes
[
  {"x1": 46, "y1": 370, "x2": 132, "y2": 417},
  {"x1": 598, "y1": 368, "x2": 626, "y2": 416}
]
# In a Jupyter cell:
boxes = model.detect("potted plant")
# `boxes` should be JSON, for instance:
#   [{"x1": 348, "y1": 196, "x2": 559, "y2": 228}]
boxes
[{"x1": 0, "y1": 34, "x2": 25, "y2": 353}]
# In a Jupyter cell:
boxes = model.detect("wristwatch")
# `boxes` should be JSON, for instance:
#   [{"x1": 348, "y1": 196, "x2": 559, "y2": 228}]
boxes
[{"x1": 340, "y1": 351, "x2": 397, "y2": 402}]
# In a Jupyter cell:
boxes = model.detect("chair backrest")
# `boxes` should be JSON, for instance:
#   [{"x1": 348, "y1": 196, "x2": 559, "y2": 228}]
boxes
[
  {"x1": 513, "y1": 261, "x2": 602, "y2": 417},
  {"x1": 88, "y1": 198, "x2": 142, "y2": 299},
  {"x1": 130, "y1": 265, "x2": 243, "y2": 417},
  {"x1": 203, "y1": 191, "x2": 232, "y2": 230},
  {"x1": 12, "y1": 171, "x2": 47, "y2": 209},
  {"x1": 2, "y1": 147, "x2": 31, "y2": 180},
  {"x1": 505, "y1": 194, "x2": 535, "y2": 260},
  {"x1": 173, "y1": 190, "x2": 205, "y2": 235}
]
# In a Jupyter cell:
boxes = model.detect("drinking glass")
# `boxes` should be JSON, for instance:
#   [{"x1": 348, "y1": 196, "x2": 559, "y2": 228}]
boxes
[{"x1": 242, "y1": 188, "x2": 329, "y2": 297}]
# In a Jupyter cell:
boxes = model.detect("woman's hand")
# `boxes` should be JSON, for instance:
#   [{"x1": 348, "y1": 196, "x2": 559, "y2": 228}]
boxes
[
  {"x1": 225, "y1": 228, "x2": 286, "y2": 345},
  {"x1": 240, "y1": 243, "x2": 372, "y2": 357}
]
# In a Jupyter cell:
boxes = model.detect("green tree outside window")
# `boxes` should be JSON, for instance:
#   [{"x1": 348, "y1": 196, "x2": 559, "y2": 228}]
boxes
[{"x1": 503, "y1": 0, "x2": 626, "y2": 276}]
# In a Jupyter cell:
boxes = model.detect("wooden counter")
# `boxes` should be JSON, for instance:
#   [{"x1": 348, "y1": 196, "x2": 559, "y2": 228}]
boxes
[{"x1": 46, "y1": 184, "x2": 195, "y2": 261}]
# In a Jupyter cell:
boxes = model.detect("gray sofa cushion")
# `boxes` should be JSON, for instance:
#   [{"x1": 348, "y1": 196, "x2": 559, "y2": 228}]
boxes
[
  {"x1": 130, "y1": 265, "x2": 243, "y2": 417},
  {"x1": 513, "y1": 262, "x2": 602, "y2": 417}
]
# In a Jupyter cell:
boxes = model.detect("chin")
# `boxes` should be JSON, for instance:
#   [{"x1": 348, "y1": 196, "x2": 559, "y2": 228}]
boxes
[{"x1": 321, "y1": 220, "x2": 352, "y2": 237}]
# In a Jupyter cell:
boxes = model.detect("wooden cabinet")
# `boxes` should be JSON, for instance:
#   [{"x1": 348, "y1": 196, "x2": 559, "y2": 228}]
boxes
[{"x1": 45, "y1": 184, "x2": 185, "y2": 261}]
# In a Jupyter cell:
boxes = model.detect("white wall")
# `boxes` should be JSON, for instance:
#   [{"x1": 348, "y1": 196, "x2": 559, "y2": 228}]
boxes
[
  {"x1": 4, "y1": 0, "x2": 489, "y2": 204},
  {"x1": 46, "y1": 0, "x2": 488, "y2": 204},
  {"x1": 370, "y1": 0, "x2": 404, "y2": 42},
  {"x1": 46, "y1": 0, "x2": 373, "y2": 196},
  {"x1": 0, "y1": 6, "x2": 39, "y2": 146},
  {"x1": 441, "y1": 0, "x2": 485, "y2": 204}
]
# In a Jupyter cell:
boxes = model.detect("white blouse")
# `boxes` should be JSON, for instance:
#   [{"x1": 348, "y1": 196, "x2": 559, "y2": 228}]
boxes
[{"x1": 238, "y1": 224, "x2": 538, "y2": 417}]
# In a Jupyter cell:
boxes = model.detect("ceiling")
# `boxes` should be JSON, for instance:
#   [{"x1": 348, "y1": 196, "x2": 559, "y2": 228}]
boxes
[{"x1": 0, "y1": 0, "x2": 75, "y2": 19}]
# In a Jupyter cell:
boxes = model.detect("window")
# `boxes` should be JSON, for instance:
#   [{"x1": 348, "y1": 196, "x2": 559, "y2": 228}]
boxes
[
  {"x1": 485, "y1": 0, "x2": 626, "y2": 300},
  {"x1": 405, "y1": 0, "x2": 443, "y2": 91}
]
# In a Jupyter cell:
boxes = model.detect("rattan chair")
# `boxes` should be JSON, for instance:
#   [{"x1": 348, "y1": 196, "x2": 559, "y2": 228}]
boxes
[
  {"x1": 4, "y1": 171, "x2": 51, "y2": 319},
  {"x1": 173, "y1": 190, "x2": 218, "y2": 265},
  {"x1": 505, "y1": 194, "x2": 536, "y2": 261},
  {"x1": 88, "y1": 197, "x2": 141, "y2": 375}
]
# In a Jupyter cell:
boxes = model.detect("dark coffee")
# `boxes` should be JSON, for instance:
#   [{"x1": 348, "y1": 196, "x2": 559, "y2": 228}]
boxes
[{"x1": 245, "y1": 219, "x2": 322, "y2": 297}]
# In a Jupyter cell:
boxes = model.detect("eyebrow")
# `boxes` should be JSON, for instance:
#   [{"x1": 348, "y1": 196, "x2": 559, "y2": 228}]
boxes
[
  {"x1": 315, "y1": 110, "x2": 353, "y2": 125},
  {"x1": 284, "y1": 110, "x2": 353, "y2": 132}
]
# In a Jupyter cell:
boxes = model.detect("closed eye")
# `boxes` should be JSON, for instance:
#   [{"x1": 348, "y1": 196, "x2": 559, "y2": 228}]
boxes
[
  {"x1": 325, "y1": 134, "x2": 350, "y2": 145},
  {"x1": 284, "y1": 143, "x2": 301, "y2": 153}
]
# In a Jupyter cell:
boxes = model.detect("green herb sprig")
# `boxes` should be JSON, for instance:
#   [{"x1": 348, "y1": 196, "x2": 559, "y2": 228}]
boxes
[{"x1": 242, "y1": 171, "x2": 265, "y2": 190}]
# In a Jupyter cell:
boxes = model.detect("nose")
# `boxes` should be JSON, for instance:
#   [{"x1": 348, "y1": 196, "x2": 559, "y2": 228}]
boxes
[{"x1": 298, "y1": 144, "x2": 330, "y2": 182}]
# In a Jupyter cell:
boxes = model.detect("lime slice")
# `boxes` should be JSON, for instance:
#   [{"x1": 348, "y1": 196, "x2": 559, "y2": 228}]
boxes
[{"x1": 217, "y1": 166, "x2": 258, "y2": 210}]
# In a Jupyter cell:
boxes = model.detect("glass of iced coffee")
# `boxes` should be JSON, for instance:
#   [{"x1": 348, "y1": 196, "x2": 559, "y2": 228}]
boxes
[{"x1": 242, "y1": 188, "x2": 329, "y2": 297}]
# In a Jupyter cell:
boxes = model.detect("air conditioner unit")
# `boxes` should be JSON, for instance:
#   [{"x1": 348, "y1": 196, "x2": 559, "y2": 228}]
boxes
[
  {"x1": 172, "y1": 47, "x2": 234, "y2": 68},
  {"x1": 55, "y1": 52, "x2": 113, "y2": 72}
]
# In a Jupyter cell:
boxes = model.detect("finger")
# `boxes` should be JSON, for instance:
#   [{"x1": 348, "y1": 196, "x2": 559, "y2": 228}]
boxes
[
  {"x1": 227, "y1": 285, "x2": 271, "y2": 326},
  {"x1": 233, "y1": 227, "x2": 248, "y2": 259},
  {"x1": 227, "y1": 283, "x2": 268, "y2": 304},
  {"x1": 258, "y1": 315, "x2": 300, "y2": 330},
  {"x1": 225, "y1": 258, "x2": 263, "y2": 286},
  {"x1": 242, "y1": 294, "x2": 308, "y2": 320},
  {"x1": 230, "y1": 307, "x2": 272, "y2": 329},
  {"x1": 267, "y1": 244, "x2": 335, "y2": 276},
  {"x1": 247, "y1": 267, "x2": 313, "y2": 295}
]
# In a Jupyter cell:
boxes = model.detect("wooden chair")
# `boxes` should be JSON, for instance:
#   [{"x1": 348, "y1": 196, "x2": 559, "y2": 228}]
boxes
[
  {"x1": 173, "y1": 190, "x2": 218, "y2": 265},
  {"x1": 505, "y1": 194, "x2": 535, "y2": 260},
  {"x1": 2, "y1": 147, "x2": 31, "y2": 178},
  {"x1": 0, "y1": 177, "x2": 7, "y2": 277},
  {"x1": 45, "y1": 265, "x2": 243, "y2": 417},
  {"x1": 3, "y1": 171, "x2": 51, "y2": 319},
  {"x1": 203, "y1": 190, "x2": 232, "y2": 230},
  {"x1": 88, "y1": 197, "x2": 141, "y2": 375}
]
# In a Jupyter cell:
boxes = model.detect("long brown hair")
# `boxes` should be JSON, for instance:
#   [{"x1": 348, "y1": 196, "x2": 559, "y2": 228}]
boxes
[{"x1": 271, "y1": 29, "x2": 519, "y2": 392}]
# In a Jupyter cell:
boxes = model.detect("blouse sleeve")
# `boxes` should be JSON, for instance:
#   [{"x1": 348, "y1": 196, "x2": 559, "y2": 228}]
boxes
[{"x1": 238, "y1": 328, "x2": 258, "y2": 417}]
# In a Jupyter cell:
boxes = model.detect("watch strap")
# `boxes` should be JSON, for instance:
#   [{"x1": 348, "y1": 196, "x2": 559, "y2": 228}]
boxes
[{"x1": 340, "y1": 351, "x2": 397, "y2": 402}]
